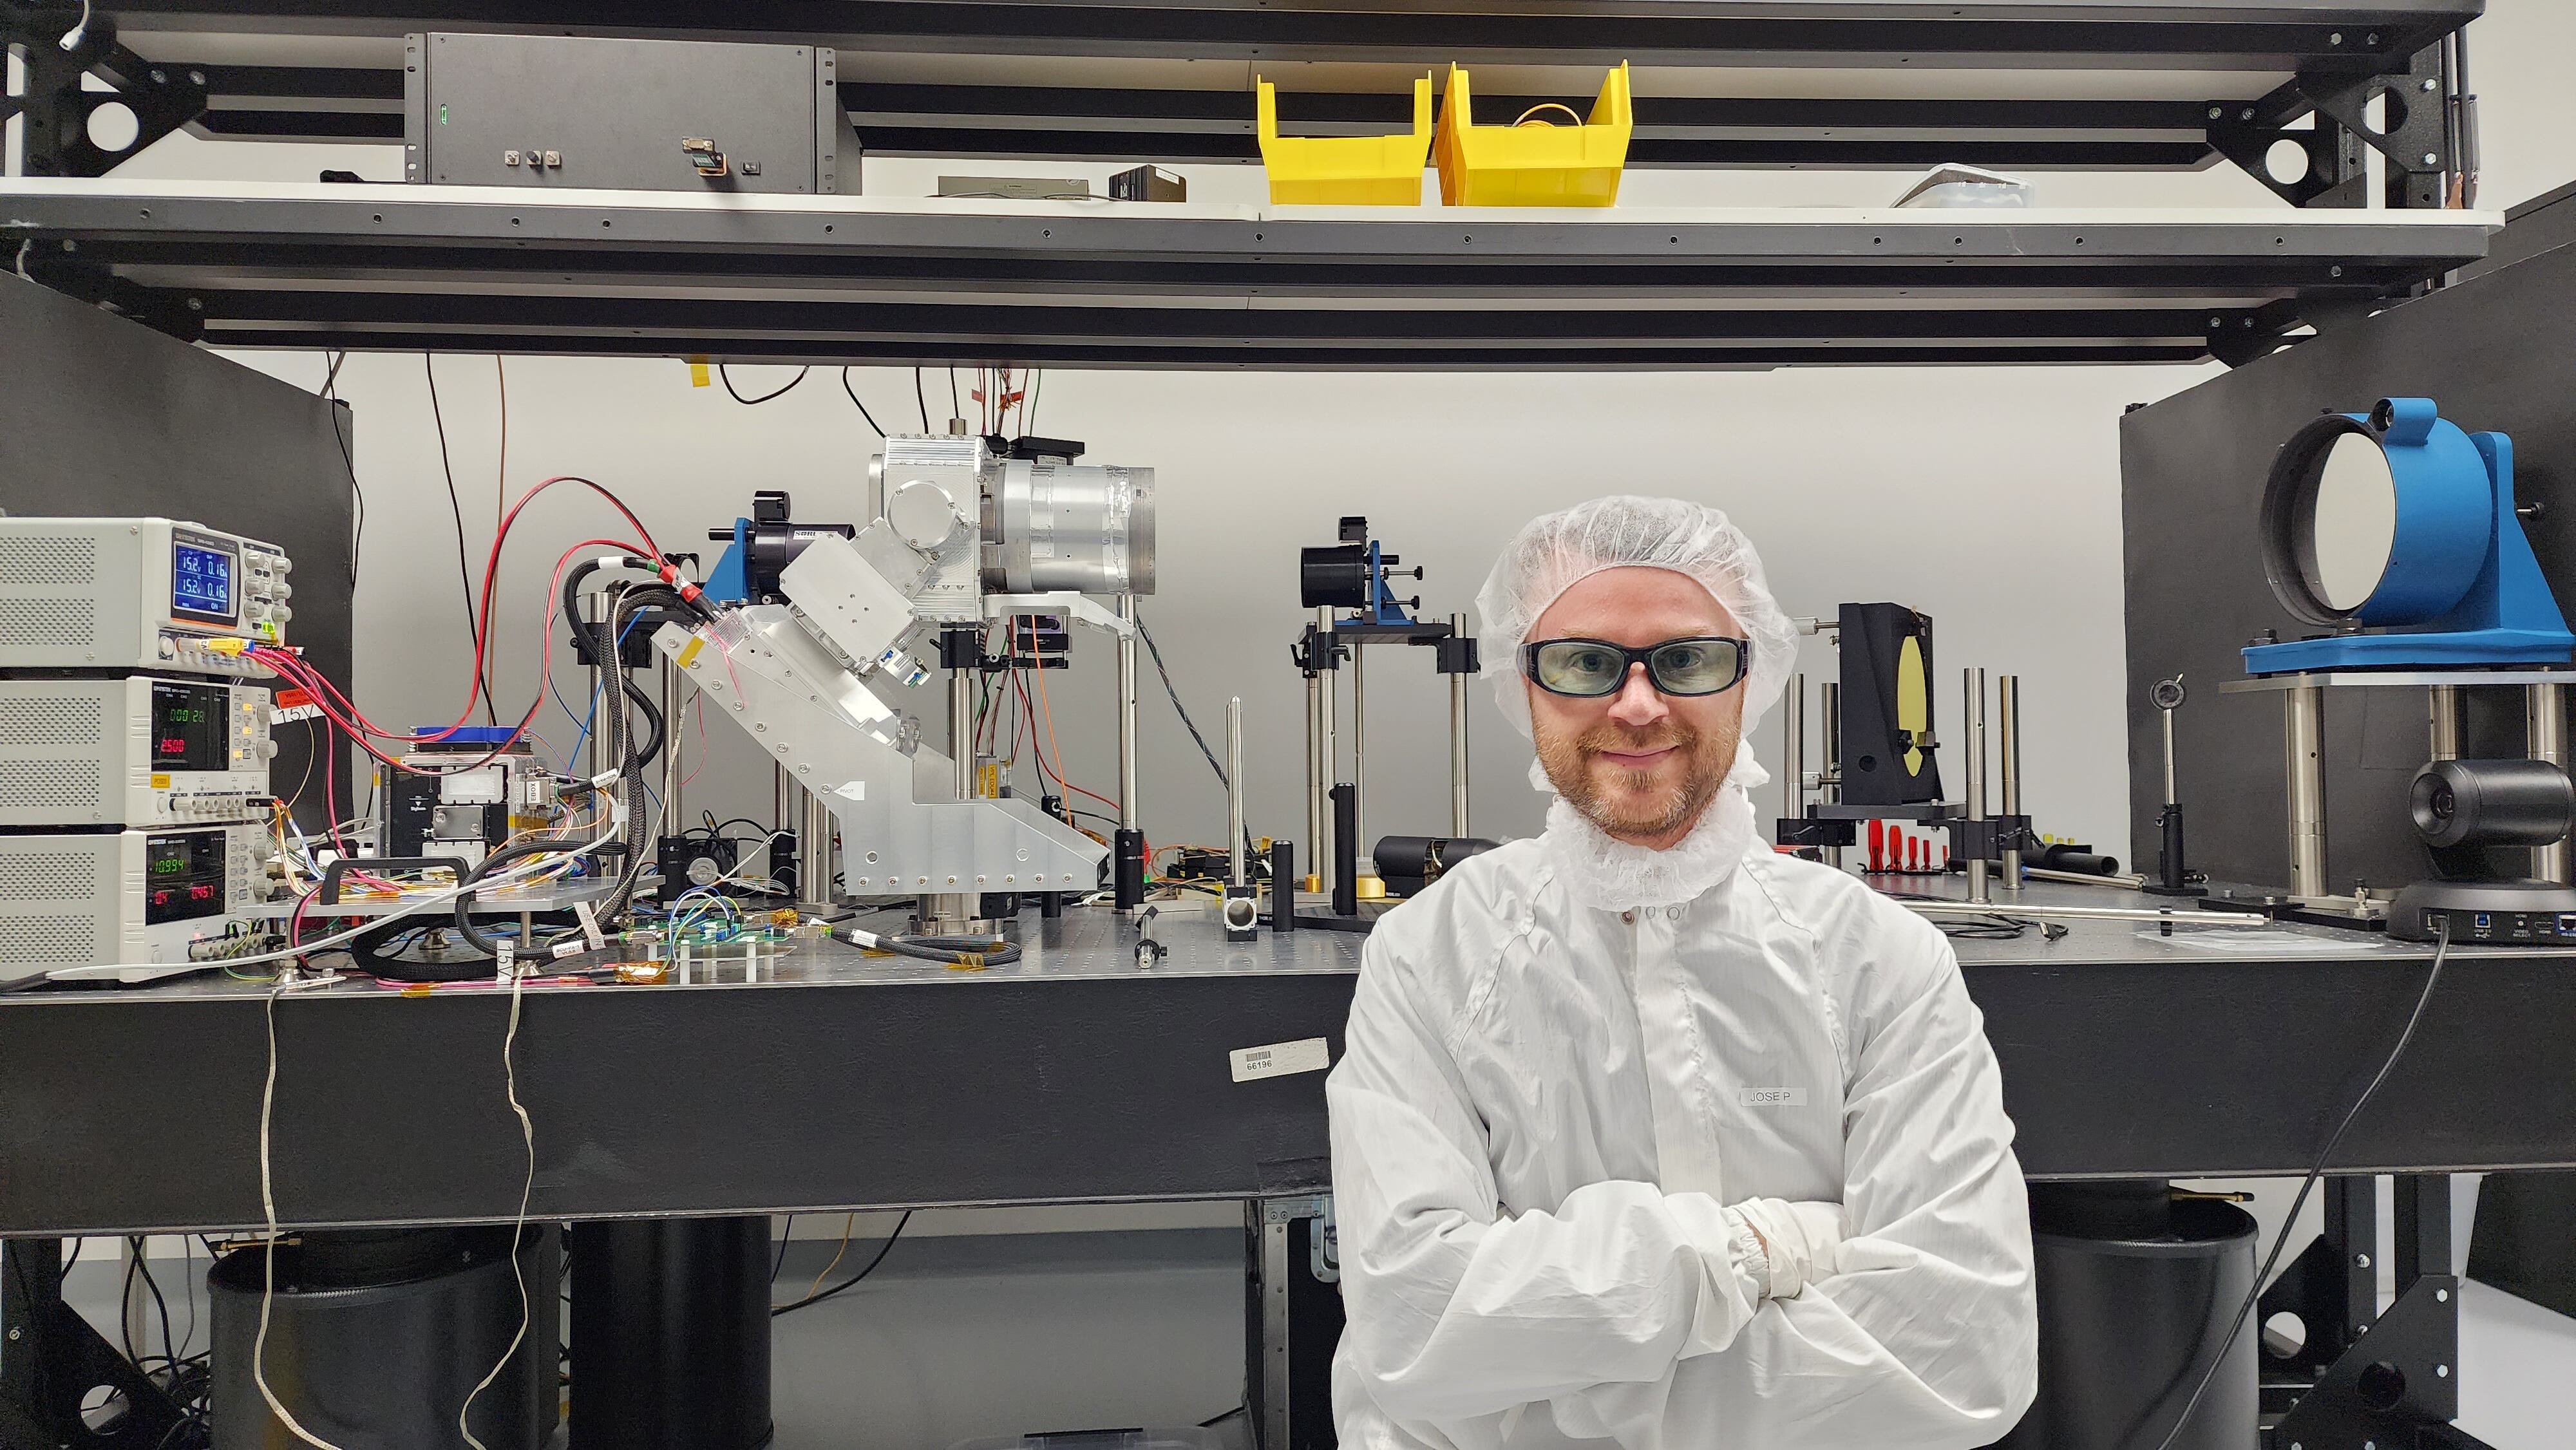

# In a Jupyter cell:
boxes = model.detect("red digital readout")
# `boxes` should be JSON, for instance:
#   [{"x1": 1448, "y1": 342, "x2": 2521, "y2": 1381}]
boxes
[{"x1": 160, "y1": 737, "x2": 189, "y2": 755}]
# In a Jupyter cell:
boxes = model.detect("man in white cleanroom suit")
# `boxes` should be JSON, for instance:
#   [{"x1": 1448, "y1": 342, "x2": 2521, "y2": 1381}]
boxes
[{"x1": 1327, "y1": 496, "x2": 2036, "y2": 1450}]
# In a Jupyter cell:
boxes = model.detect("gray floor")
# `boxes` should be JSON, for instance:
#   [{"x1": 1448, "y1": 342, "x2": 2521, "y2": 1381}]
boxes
[{"x1": 56, "y1": 1223, "x2": 2576, "y2": 1450}]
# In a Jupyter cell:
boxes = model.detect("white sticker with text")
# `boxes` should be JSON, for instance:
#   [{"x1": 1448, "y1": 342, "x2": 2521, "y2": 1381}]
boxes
[{"x1": 1230, "y1": 1037, "x2": 1332, "y2": 1084}]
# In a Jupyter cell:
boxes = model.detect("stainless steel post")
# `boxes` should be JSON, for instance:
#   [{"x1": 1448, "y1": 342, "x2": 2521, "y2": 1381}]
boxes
[
  {"x1": 1819, "y1": 683, "x2": 1844, "y2": 869},
  {"x1": 1316, "y1": 608, "x2": 1338, "y2": 896},
  {"x1": 799, "y1": 786, "x2": 834, "y2": 914},
  {"x1": 1305, "y1": 666, "x2": 1323, "y2": 885},
  {"x1": 2286, "y1": 684, "x2": 2327, "y2": 898},
  {"x1": 659, "y1": 657, "x2": 686, "y2": 824},
  {"x1": 1781, "y1": 673, "x2": 1806, "y2": 840},
  {"x1": 1228, "y1": 697, "x2": 1247, "y2": 887},
  {"x1": 951, "y1": 659, "x2": 976, "y2": 800},
  {"x1": 1352, "y1": 641, "x2": 1368, "y2": 864},
  {"x1": 1116, "y1": 594, "x2": 1139, "y2": 831},
  {"x1": 1964, "y1": 668, "x2": 1989, "y2": 904},
  {"x1": 2429, "y1": 684, "x2": 2461, "y2": 762},
  {"x1": 1998, "y1": 675, "x2": 2022, "y2": 891},
  {"x1": 1449, "y1": 612, "x2": 1471, "y2": 838},
  {"x1": 2530, "y1": 682, "x2": 2570, "y2": 883}
]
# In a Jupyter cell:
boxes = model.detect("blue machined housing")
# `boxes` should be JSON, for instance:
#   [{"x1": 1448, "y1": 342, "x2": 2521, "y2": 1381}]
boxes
[{"x1": 2244, "y1": 397, "x2": 2575, "y2": 673}]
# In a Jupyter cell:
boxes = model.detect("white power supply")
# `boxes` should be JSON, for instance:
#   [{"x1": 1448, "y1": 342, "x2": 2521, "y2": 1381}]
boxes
[
  {"x1": 0, "y1": 517, "x2": 292, "y2": 677},
  {"x1": 0, "y1": 676, "x2": 276, "y2": 827},
  {"x1": 0, "y1": 825, "x2": 272, "y2": 981}
]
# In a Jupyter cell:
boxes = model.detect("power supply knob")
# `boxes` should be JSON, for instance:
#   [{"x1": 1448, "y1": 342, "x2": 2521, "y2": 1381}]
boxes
[{"x1": 260, "y1": 740, "x2": 279, "y2": 760}]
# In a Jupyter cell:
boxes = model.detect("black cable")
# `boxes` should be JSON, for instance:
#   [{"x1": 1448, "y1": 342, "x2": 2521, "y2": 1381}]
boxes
[
  {"x1": 129, "y1": 1239, "x2": 176, "y2": 1372},
  {"x1": 2139, "y1": 919, "x2": 2454, "y2": 1450},
  {"x1": 424, "y1": 352, "x2": 500, "y2": 723},
  {"x1": 840, "y1": 367, "x2": 888, "y2": 438},
  {"x1": 914, "y1": 367, "x2": 931, "y2": 431},
  {"x1": 1197, "y1": 1407, "x2": 1246, "y2": 1429},
  {"x1": 947, "y1": 367, "x2": 961, "y2": 425},
  {"x1": 1132, "y1": 611, "x2": 1228, "y2": 791},
  {"x1": 316, "y1": 350, "x2": 363, "y2": 600},
  {"x1": 1, "y1": 970, "x2": 53, "y2": 993},
  {"x1": 771, "y1": 1210, "x2": 910, "y2": 1316},
  {"x1": 772, "y1": 1216, "x2": 796, "y2": 1285},
  {"x1": 719, "y1": 363, "x2": 810, "y2": 404}
]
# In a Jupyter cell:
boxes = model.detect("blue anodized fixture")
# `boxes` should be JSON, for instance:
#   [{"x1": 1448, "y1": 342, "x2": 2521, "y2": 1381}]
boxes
[{"x1": 2244, "y1": 397, "x2": 2575, "y2": 673}]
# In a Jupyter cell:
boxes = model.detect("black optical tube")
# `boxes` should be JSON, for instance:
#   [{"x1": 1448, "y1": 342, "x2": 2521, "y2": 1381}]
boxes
[
  {"x1": 1113, "y1": 827, "x2": 1148, "y2": 910},
  {"x1": 1270, "y1": 840, "x2": 1297, "y2": 933},
  {"x1": 1331, "y1": 785, "x2": 1359, "y2": 918}
]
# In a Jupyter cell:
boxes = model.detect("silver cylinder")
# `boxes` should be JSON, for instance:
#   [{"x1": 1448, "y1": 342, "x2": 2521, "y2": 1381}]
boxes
[
  {"x1": 2430, "y1": 683, "x2": 2461, "y2": 763},
  {"x1": 1450, "y1": 612, "x2": 1471, "y2": 838},
  {"x1": 985, "y1": 460, "x2": 1156, "y2": 595},
  {"x1": 1998, "y1": 674, "x2": 2021, "y2": 890},
  {"x1": 1228, "y1": 697, "x2": 1247, "y2": 887},
  {"x1": 1819, "y1": 683, "x2": 1844, "y2": 869},
  {"x1": 1781, "y1": 672, "x2": 1806, "y2": 838},
  {"x1": 1116, "y1": 594, "x2": 1139, "y2": 831},
  {"x1": 950, "y1": 661, "x2": 976, "y2": 801},
  {"x1": 1352, "y1": 641, "x2": 1368, "y2": 863},
  {"x1": 660, "y1": 657, "x2": 686, "y2": 823},
  {"x1": 799, "y1": 786, "x2": 835, "y2": 913},
  {"x1": 2286, "y1": 684, "x2": 2327, "y2": 898},
  {"x1": 1316, "y1": 608, "x2": 1338, "y2": 894},
  {"x1": 1305, "y1": 668, "x2": 1323, "y2": 885},
  {"x1": 1964, "y1": 668, "x2": 1988, "y2": 903},
  {"x1": 2161, "y1": 708, "x2": 2180, "y2": 805},
  {"x1": 2530, "y1": 682, "x2": 2570, "y2": 883}
]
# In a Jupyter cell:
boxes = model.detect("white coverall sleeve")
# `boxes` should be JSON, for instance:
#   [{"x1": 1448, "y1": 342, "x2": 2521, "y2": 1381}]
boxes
[
  {"x1": 1561, "y1": 905, "x2": 2036, "y2": 1450},
  {"x1": 1327, "y1": 940, "x2": 1774, "y2": 1427}
]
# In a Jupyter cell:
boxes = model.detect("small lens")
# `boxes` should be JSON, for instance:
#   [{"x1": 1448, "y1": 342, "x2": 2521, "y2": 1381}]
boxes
[
  {"x1": 1535, "y1": 641, "x2": 1625, "y2": 695},
  {"x1": 1651, "y1": 639, "x2": 1740, "y2": 694}
]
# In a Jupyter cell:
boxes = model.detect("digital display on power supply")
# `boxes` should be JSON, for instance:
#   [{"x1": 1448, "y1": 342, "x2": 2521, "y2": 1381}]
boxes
[
  {"x1": 150, "y1": 681, "x2": 231, "y2": 771},
  {"x1": 143, "y1": 831, "x2": 226, "y2": 925},
  {"x1": 169, "y1": 534, "x2": 238, "y2": 624}
]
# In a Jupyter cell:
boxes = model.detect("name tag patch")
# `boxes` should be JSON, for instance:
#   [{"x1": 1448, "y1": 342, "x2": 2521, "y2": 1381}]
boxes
[{"x1": 1738, "y1": 1086, "x2": 1808, "y2": 1108}]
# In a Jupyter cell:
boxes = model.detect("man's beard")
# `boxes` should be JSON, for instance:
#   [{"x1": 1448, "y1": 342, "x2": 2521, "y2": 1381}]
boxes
[{"x1": 1535, "y1": 715, "x2": 1741, "y2": 842}]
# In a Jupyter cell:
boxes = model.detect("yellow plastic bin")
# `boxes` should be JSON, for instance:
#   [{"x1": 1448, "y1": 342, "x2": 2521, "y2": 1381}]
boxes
[
  {"x1": 1256, "y1": 75, "x2": 1434, "y2": 205},
  {"x1": 1435, "y1": 62, "x2": 1633, "y2": 206}
]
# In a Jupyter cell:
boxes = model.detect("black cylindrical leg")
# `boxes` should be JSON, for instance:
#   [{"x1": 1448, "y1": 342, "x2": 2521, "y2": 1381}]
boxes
[
  {"x1": 210, "y1": 1227, "x2": 559, "y2": 1450},
  {"x1": 569, "y1": 1216, "x2": 773, "y2": 1450},
  {"x1": 1994, "y1": 1183, "x2": 2256, "y2": 1450}
]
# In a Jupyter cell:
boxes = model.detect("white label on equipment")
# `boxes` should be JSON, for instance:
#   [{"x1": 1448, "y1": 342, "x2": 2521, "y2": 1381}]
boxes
[
  {"x1": 1229, "y1": 1037, "x2": 1331, "y2": 1083},
  {"x1": 1738, "y1": 1086, "x2": 1808, "y2": 1108},
  {"x1": 494, "y1": 940, "x2": 518, "y2": 981},
  {"x1": 573, "y1": 899, "x2": 607, "y2": 951}
]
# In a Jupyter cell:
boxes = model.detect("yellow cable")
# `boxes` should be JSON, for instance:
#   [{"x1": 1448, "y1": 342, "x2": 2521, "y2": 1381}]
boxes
[{"x1": 1513, "y1": 102, "x2": 1584, "y2": 127}]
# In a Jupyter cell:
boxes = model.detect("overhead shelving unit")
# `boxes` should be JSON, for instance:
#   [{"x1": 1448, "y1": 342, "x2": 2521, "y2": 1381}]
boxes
[
  {"x1": 0, "y1": 1, "x2": 2499, "y2": 366},
  {"x1": 0, "y1": 182, "x2": 2499, "y2": 366}
]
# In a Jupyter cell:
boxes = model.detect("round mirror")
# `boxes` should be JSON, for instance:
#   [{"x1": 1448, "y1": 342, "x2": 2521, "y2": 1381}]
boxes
[{"x1": 2306, "y1": 431, "x2": 2398, "y2": 611}]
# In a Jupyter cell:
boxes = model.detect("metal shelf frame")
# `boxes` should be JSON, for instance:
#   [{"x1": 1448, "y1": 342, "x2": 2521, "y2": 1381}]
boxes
[
  {"x1": 0, "y1": 2, "x2": 2487, "y2": 205},
  {"x1": 0, "y1": 182, "x2": 2499, "y2": 367}
]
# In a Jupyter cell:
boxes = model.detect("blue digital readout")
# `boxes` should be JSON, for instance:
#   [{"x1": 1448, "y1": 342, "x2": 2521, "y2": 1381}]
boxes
[{"x1": 171, "y1": 541, "x2": 236, "y2": 620}]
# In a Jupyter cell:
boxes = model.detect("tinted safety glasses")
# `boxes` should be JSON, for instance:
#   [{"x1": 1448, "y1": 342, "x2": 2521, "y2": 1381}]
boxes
[{"x1": 1520, "y1": 636, "x2": 1752, "y2": 699}]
